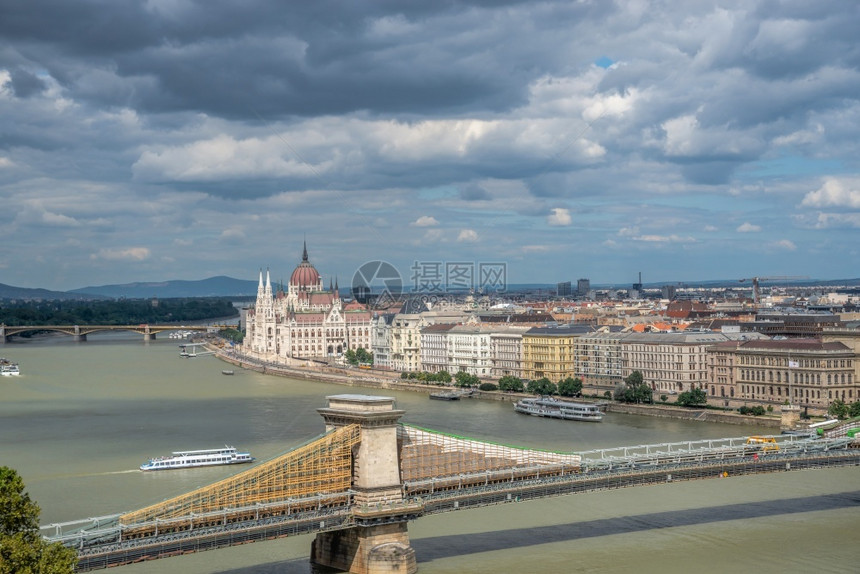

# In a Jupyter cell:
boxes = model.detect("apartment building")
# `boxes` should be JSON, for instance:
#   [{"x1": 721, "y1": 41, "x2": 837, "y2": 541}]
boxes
[
  {"x1": 621, "y1": 331, "x2": 730, "y2": 394},
  {"x1": 419, "y1": 323, "x2": 455, "y2": 373},
  {"x1": 573, "y1": 330, "x2": 625, "y2": 392},
  {"x1": 489, "y1": 327, "x2": 528, "y2": 378},
  {"x1": 447, "y1": 325, "x2": 493, "y2": 376},
  {"x1": 522, "y1": 325, "x2": 593, "y2": 381},
  {"x1": 718, "y1": 338, "x2": 855, "y2": 409}
]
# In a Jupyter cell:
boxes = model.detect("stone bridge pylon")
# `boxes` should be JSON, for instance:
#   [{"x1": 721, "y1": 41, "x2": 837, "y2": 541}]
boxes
[{"x1": 313, "y1": 394, "x2": 421, "y2": 574}]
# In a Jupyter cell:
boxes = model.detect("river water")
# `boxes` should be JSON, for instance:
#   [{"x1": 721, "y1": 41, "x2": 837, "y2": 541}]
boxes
[{"x1": 1, "y1": 333, "x2": 858, "y2": 573}]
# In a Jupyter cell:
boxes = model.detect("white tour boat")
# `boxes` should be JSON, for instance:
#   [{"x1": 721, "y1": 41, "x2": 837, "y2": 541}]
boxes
[
  {"x1": 513, "y1": 396, "x2": 604, "y2": 422},
  {"x1": 0, "y1": 359, "x2": 20, "y2": 376},
  {"x1": 140, "y1": 446, "x2": 254, "y2": 471}
]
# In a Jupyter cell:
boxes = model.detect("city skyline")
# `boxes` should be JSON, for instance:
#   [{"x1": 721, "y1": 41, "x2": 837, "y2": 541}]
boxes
[{"x1": 2, "y1": 1, "x2": 859, "y2": 291}]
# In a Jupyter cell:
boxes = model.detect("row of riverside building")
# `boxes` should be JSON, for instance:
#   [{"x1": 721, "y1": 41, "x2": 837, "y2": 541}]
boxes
[{"x1": 242, "y1": 246, "x2": 859, "y2": 415}]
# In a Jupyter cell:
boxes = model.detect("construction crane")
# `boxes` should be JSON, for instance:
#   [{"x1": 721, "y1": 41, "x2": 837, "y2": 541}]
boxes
[{"x1": 738, "y1": 276, "x2": 809, "y2": 306}]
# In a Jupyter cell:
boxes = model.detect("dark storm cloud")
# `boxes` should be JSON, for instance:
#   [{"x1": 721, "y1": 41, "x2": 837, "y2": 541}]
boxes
[
  {"x1": 3, "y1": 0, "x2": 594, "y2": 119},
  {"x1": 458, "y1": 183, "x2": 491, "y2": 201},
  {"x1": 8, "y1": 66, "x2": 46, "y2": 97}
]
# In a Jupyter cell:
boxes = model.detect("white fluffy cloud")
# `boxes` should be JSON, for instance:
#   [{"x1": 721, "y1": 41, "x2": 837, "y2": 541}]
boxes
[
  {"x1": 770, "y1": 239, "x2": 797, "y2": 251},
  {"x1": 132, "y1": 134, "x2": 325, "y2": 182},
  {"x1": 737, "y1": 222, "x2": 761, "y2": 233},
  {"x1": 547, "y1": 208, "x2": 572, "y2": 226},
  {"x1": 90, "y1": 247, "x2": 151, "y2": 261},
  {"x1": 801, "y1": 177, "x2": 860, "y2": 209},
  {"x1": 457, "y1": 229, "x2": 479, "y2": 242},
  {"x1": 412, "y1": 216, "x2": 439, "y2": 227}
]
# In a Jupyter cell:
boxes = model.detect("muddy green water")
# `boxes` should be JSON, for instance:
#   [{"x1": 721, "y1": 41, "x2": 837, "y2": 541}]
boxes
[{"x1": 1, "y1": 334, "x2": 857, "y2": 573}]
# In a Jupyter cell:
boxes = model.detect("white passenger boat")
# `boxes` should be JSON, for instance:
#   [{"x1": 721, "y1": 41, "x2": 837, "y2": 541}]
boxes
[
  {"x1": 513, "y1": 397, "x2": 604, "y2": 422},
  {"x1": 140, "y1": 446, "x2": 254, "y2": 471},
  {"x1": 0, "y1": 359, "x2": 20, "y2": 376}
]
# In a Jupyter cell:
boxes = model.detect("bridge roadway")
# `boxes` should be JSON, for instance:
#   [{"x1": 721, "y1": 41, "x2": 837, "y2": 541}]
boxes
[
  {"x1": 44, "y1": 434, "x2": 860, "y2": 571},
  {"x1": 0, "y1": 324, "x2": 235, "y2": 342}
]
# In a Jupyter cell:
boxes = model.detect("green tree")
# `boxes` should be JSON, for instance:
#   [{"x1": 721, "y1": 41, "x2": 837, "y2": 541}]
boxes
[
  {"x1": 344, "y1": 349, "x2": 358, "y2": 365},
  {"x1": 355, "y1": 347, "x2": 373, "y2": 365},
  {"x1": 1, "y1": 467, "x2": 77, "y2": 574},
  {"x1": 557, "y1": 377, "x2": 583, "y2": 397},
  {"x1": 848, "y1": 401, "x2": 860, "y2": 418},
  {"x1": 498, "y1": 375, "x2": 525, "y2": 392},
  {"x1": 527, "y1": 377, "x2": 557, "y2": 396},
  {"x1": 454, "y1": 371, "x2": 480, "y2": 388},
  {"x1": 614, "y1": 371, "x2": 652, "y2": 404},
  {"x1": 219, "y1": 328, "x2": 244, "y2": 343},
  {"x1": 828, "y1": 399, "x2": 849, "y2": 419},
  {"x1": 625, "y1": 370, "x2": 644, "y2": 387},
  {"x1": 436, "y1": 370, "x2": 452, "y2": 384},
  {"x1": 676, "y1": 388, "x2": 708, "y2": 407},
  {"x1": 478, "y1": 382, "x2": 498, "y2": 391}
]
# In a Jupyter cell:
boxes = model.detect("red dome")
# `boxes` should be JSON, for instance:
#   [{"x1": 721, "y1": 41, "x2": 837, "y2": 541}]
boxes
[
  {"x1": 290, "y1": 241, "x2": 321, "y2": 290},
  {"x1": 290, "y1": 261, "x2": 320, "y2": 289}
]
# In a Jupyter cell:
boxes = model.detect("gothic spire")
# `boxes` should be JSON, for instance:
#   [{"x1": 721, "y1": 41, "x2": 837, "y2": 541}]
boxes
[{"x1": 302, "y1": 237, "x2": 308, "y2": 262}]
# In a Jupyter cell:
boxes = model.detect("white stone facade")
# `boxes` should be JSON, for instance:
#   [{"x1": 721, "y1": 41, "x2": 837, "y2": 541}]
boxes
[{"x1": 243, "y1": 244, "x2": 372, "y2": 362}]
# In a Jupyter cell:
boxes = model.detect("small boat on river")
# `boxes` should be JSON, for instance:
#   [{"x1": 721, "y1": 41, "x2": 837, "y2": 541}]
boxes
[
  {"x1": 430, "y1": 391, "x2": 461, "y2": 401},
  {"x1": 140, "y1": 446, "x2": 254, "y2": 471},
  {"x1": 222, "y1": 370, "x2": 235, "y2": 375},
  {"x1": 513, "y1": 397, "x2": 604, "y2": 422},
  {"x1": 1, "y1": 359, "x2": 20, "y2": 376},
  {"x1": 430, "y1": 389, "x2": 476, "y2": 401}
]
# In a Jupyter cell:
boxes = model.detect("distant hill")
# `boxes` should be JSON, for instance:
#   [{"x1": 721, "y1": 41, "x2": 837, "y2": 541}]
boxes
[
  {"x1": 3, "y1": 275, "x2": 858, "y2": 302},
  {"x1": 0, "y1": 283, "x2": 102, "y2": 301},
  {"x1": 68, "y1": 276, "x2": 258, "y2": 298}
]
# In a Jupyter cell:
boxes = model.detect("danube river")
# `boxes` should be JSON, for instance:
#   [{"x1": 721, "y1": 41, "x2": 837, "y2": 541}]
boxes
[{"x1": 1, "y1": 333, "x2": 858, "y2": 573}]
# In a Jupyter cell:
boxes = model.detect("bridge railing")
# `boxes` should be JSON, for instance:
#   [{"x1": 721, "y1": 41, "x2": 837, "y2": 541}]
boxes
[
  {"x1": 43, "y1": 491, "x2": 354, "y2": 550},
  {"x1": 576, "y1": 435, "x2": 848, "y2": 470}
]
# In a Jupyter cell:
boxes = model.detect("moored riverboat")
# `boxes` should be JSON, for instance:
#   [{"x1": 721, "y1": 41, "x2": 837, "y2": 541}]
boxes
[
  {"x1": 514, "y1": 397, "x2": 604, "y2": 422},
  {"x1": 430, "y1": 391, "x2": 461, "y2": 401},
  {"x1": 140, "y1": 446, "x2": 254, "y2": 471}
]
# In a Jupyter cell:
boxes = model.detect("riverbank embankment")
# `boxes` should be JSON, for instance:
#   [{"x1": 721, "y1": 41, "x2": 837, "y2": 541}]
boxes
[{"x1": 214, "y1": 347, "x2": 782, "y2": 429}]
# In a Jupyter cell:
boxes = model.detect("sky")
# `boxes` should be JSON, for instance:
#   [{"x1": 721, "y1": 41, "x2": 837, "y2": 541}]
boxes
[{"x1": 1, "y1": 0, "x2": 859, "y2": 292}]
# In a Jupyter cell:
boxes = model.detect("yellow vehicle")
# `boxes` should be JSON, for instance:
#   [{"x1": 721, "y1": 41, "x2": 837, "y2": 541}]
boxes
[{"x1": 746, "y1": 436, "x2": 779, "y2": 452}]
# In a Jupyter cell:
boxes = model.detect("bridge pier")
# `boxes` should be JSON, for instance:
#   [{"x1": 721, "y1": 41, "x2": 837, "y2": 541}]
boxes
[
  {"x1": 73, "y1": 325, "x2": 87, "y2": 343},
  {"x1": 313, "y1": 395, "x2": 418, "y2": 574},
  {"x1": 312, "y1": 522, "x2": 415, "y2": 574},
  {"x1": 144, "y1": 326, "x2": 155, "y2": 341},
  {"x1": 781, "y1": 404, "x2": 801, "y2": 432},
  {"x1": 0, "y1": 325, "x2": 6, "y2": 344}
]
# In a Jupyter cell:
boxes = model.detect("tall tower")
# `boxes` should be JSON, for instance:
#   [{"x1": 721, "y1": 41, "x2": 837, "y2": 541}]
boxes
[{"x1": 312, "y1": 395, "x2": 420, "y2": 574}]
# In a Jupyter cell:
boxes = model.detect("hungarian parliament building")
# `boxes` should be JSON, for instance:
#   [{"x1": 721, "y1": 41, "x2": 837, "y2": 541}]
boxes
[{"x1": 243, "y1": 242, "x2": 372, "y2": 362}]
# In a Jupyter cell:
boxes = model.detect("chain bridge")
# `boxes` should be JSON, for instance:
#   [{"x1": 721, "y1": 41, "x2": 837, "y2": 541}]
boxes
[{"x1": 43, "y1": 395, "x2": 860, "y2": 574}]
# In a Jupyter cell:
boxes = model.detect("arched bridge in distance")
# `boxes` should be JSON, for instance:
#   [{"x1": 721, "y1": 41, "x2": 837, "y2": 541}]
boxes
[
  {"x1": 0, "y1": 324, "x2": 236, "y2": 343},
  {"x1": 43, "y1": 395, "x2": 860, "y2": 574}
]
